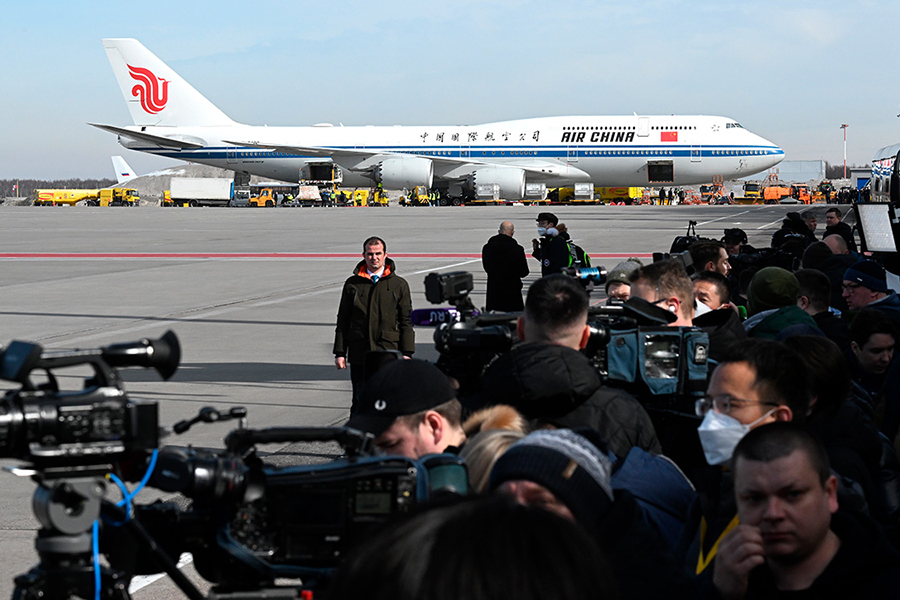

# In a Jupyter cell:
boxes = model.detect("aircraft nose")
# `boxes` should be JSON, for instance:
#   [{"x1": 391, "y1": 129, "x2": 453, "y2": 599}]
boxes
[{"x1": 755, "y1": 132, "x2": 784, "y2": 169}]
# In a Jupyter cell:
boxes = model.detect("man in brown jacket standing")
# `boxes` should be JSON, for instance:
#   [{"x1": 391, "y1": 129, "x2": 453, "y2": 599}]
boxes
[{"x1": 334, "y1": 236, "x2": 415, "y2": 411}]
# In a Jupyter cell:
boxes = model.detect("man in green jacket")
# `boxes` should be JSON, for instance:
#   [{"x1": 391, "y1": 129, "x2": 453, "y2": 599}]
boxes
[{"x1": 334, "y1": 236, "x2": 415, "y2": 411}]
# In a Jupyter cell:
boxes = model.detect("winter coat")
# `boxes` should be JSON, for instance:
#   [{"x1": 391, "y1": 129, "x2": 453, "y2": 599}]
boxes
[
  {"x1": 333, "y1": 258, "x2": 414, "y2": 364},
  {"x1": 532, "y1": 233, "x2": 570, "y2": 276},
  {"x1": 824, "y1": 221, "x2": 857, "y2": 252},
  {"x1": 869, "y1": 292, "x2": 900, "y2": 334},
  {"x1": 479, "y1": 342, "x2": 662, "y2": 457},
  {"x1": 481, "y1": 233, "x2": 529, "y2": 312},
  {"x1": 693, "y1": 307, "x2": 747, "y2": 362},
  {"x1": 743, "y1": 305, "x2": 819, "y2": 340}
]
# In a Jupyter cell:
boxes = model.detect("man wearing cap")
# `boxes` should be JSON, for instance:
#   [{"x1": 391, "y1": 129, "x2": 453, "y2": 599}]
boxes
[
  {"x1": 604, "y1": 258, "x2": 643, "y2": 304},
  {"x1": 481, "y1": 221, "x2": 529, "y2": 312},
  {"x1": 531, "y1": 212, "x2": 570, "y2": 276},
  {"x1": 334, "y1": 236, "x2": 415, "y2": 412},
  {"x1": 347, "y1": 358, "x2": 466, "y2": 459},
  {"x1": 742, "y1": 267, "x2": 819, "y2": 340},
  {"x1": 842, "y1": 260, "x2": 900, "y2": 331}
]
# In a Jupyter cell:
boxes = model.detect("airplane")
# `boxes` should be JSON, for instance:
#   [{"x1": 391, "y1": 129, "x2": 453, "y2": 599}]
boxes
[
  {"x1": 111, "y1": 155, "x2": 137, "y2": 184},
  {"x1": 93, "y1": 38, "x2": 784, "y2": 201}
]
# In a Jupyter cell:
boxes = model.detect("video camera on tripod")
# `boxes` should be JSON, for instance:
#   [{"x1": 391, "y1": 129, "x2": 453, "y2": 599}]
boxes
[{"x1": 4, "y1": 332, "x2": 465, "y2": 599}]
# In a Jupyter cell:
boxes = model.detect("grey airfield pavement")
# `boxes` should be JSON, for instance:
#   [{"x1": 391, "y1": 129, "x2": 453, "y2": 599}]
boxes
[{"x1": 0, "y1": 202, "x2": 821, "y2": 598}]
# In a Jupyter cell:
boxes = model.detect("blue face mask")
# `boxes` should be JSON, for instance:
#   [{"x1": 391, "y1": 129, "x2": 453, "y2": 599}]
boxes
[
  {"x1": 537, "y1": 227, "x2": 547, "y2": 236},
  {"x1": 697, "y1": 408, "x2": 776, "y2": 466}
]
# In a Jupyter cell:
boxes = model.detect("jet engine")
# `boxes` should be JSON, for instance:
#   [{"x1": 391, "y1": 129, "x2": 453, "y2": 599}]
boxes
[
  {"x1": 464, "y1": 168, "x2": 526, "y2": 200},
  {"x1": 375, "y1": 157, "x2": 433, "y2": 189}
]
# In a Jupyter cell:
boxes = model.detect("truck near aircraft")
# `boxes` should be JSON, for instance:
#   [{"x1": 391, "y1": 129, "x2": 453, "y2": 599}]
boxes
[
  {"x1": 33, "y1": 188, "x2": 138, "y2": 206},
  {"x1": 164, "y1": 177, "x2": 233, "y2": 207}
]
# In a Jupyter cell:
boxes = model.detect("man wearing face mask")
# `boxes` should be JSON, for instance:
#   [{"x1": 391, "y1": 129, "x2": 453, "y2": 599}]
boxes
[
  {"x1": 680, "y1": 339, "x2": 812, "y2": 584},
  {"x1": 531, "y1": 212, "x2": 570, "y2": 277}
]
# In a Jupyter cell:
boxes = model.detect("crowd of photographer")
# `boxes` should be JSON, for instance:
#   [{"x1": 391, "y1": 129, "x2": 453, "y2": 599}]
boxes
[
  {"x1": 330, "y1": 208, "x2": 900, "y2": 599},
  {"x1": 13, "y1": 207, "x2": 900, "y2": 599}
]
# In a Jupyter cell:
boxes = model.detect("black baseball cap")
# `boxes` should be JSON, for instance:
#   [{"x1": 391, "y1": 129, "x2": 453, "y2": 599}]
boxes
[
  {"x1": 346, "y1": 359, "x2": 456, "y2": 437},
  {"x1": 535, "y1": 212, "x2": 558, "y2": 226}
]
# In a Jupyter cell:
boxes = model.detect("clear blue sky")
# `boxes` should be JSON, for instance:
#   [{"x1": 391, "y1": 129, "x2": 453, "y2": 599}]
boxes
[{"x1": 3, "y1": 0, "x2": 897, "y2": 179}]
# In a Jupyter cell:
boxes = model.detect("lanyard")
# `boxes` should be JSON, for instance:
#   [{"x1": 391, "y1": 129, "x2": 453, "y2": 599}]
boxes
[{"x1": 696, "y1": 513, "x2": 740, "y2": 575}]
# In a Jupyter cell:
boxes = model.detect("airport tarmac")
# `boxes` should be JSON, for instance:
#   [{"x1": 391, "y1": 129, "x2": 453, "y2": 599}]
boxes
[{"x1": 0, "y1": 203, "x2": 830, "y2": 598}]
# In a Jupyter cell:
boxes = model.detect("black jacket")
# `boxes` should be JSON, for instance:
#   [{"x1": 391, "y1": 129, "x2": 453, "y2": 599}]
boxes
[
  {"x1": 481, "y1": 233, "x2": 529, "y2": 312},
  {"x1": 333, "y1": 258, "x2": 414, "y2": 364},
  {"x1": 479, "y1": 342, "x2": 662, "y2": 457},
  {"x1": 532, "y1": 233, "x2": 570, "y2": 276},
  {"x1": 824, "y1": 221, "x2": 857, "y2": 252},
  {"x1": 693, "y1": 308, "x2": 747, "y2": 362}
]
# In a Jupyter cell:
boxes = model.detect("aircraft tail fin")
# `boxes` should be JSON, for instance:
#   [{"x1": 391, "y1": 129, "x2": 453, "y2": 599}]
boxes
[
  {"x1": 102, "y1": 38, "x2": 236, "y2": 128},
  {"x1": 111, "y1": 156, "x2": 137, "y2": 184}
]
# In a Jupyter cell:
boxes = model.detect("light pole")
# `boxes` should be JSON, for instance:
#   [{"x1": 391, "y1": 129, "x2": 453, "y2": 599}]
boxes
[{"x1": 840, "y1": 124, "x2": 848, "y2": 179}]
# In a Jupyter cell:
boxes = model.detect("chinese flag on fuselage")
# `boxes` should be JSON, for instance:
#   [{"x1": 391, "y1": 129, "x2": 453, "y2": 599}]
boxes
[{"x1": 661, "y1": 131, "x2": 678, "y2": 142}]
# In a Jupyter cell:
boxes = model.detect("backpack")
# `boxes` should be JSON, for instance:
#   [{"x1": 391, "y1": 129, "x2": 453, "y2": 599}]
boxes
[{"x1": 567, "y1": 240, "x2": 592, "y2": 268}]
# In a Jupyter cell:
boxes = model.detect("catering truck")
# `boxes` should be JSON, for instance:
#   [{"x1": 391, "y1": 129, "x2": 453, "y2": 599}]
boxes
[{"x1": 165, "y1": 178, "x2": 234, "y2": 207}]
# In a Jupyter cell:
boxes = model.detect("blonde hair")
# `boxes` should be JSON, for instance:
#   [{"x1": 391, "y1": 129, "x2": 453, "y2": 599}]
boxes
[{"x1": 460, "y1": 429, "x2": 525, "y2": 493}]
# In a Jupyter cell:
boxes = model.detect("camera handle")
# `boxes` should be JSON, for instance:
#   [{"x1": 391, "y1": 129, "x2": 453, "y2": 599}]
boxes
[{"x1": 13, "y1": 475, "x2": 132, "y2": 600}]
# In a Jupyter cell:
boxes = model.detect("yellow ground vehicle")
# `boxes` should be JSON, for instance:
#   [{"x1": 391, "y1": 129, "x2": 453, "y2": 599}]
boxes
[
  {"x1": 34, "y1": 188, "x2": 138, "y2": 206},
  {"x1": 597, "y1": 187, "x2": 643, "y2": 204},
  {"x1": 401, "y1": 186, "x2": 431, "y2": 206},
  {"x1": 250, "y1": 188, "x2": 277, "y2": 207},
  {"x1": 742, "y1": 182, "x2": 761, "y2": 200}
]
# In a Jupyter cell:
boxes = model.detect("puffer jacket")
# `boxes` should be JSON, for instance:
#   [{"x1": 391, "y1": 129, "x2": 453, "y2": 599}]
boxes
[{"x1": 480, "y1": 342, "x2": 662, "y2": 457}]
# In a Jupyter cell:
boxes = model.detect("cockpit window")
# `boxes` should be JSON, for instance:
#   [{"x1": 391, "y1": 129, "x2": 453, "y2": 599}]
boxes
[{"x1": 725, "y1": 122, "x2": 743, "y2": 129}]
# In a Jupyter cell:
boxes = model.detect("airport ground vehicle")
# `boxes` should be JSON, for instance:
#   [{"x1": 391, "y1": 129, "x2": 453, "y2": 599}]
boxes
[
  {"x1": 742, "y1": 182, "x2": 761, "y2": 200},
  {"x1": 791, "y1": 184, "x2": 812, "y2": 204},
  {"x1": 763, "y1": 185, "x2": 793, "y2": 203},
  {"x1": 402, "y1": 185, "x2": 433, "y2": 206},
  {"x1": 165, "y1": 177, "x2": 233, "y2": 207},
  {"x1": 33, "y1": 188, "x2": 138, "y2": 206}
]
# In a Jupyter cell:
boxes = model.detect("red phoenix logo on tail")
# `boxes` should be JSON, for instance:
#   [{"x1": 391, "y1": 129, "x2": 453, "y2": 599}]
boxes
[{"x1": 128, "y1": 64, "x2": 169, "y2": 114}]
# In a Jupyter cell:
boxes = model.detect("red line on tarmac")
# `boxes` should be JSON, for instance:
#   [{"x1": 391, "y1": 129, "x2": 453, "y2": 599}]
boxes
[{"x1": 0, "y1": 252, "x2": 654, "y2": 259}]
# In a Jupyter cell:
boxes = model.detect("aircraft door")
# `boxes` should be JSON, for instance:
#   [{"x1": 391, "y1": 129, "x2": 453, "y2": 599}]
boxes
[
  {"x1": 460, "y1": 146, "x2": 470, "y2": 159},
  {"x1": 227, "y1": 147, "x2": 238, "y2": 165},
  {"x1": 567, "y1": 146, "x2": 579, "y2": 163},
  {"x1": 638, "y1": 117, "x2": 650, "y2": 137},
  {"x1": 691, "y1": 146, "x2": 702, "y2": 163}
]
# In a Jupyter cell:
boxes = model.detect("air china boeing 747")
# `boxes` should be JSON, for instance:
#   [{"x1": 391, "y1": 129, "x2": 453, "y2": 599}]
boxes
[{"x1": 92, "y1": 38, "x2": 784, "y2": 200}]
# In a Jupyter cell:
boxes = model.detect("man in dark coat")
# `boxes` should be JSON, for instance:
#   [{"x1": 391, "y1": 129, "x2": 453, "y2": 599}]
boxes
[
  {"x1": 333, "y1": 236, "x2": 414, "y2": 411},
  {"x1": 478, "y1": 274, "x2": 661, "y2": 457},
  {"x1": 823, "y1": 206, "x2": 857, "y2": 252},
  {"x1": 481, "y1": 221, "x2": 529, "y2": 312}
]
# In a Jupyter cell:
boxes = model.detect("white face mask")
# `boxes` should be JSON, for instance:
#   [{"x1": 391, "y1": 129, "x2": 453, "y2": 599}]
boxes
[
  {"x1": 697, "y1": 408, "x2": 776, "y2": 466},
  {"x1": 694, "y1": 300, "x2": 713, "y2": 318},
  {"x1": 537, "y1": 226, "x2": 547, "y2": 236}
]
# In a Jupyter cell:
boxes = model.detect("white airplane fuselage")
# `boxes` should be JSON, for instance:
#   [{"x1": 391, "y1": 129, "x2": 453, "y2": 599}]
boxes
[
  {"x1": 116, "y1": 115, "x2": 782, "y2": 188},
  {"x1": 98, "y1": 39, "x2": 783, "y2": 195}
]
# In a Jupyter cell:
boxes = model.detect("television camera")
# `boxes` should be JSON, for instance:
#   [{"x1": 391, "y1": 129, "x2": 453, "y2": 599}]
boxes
[{"x1": 4, "y1": 332, "x2": 465, "y2": 600}]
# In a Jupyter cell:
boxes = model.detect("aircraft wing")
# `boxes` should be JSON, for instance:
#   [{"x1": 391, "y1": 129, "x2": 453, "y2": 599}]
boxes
[
  {"x1": 90, "y1": 123, "x2": 205, "y2": 149},
  {"x1": 222, "y1": 140, "x2": 586, "y2": 179}
]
